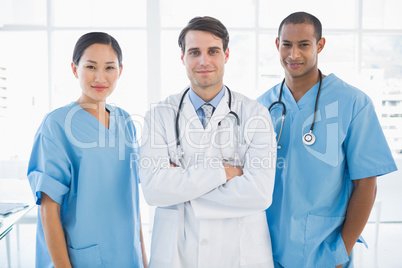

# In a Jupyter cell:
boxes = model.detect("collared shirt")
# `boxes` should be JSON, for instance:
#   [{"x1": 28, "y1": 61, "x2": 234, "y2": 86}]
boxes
[{"x1": 189, "y1": 86, "x2": 225, "y2": 125}]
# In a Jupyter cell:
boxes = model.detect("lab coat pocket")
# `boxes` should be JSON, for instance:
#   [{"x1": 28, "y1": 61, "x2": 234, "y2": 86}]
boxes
[
  {"x1": 304, "y1": 214, "x2": 349, "y2": 267},
  {"x1": 239, "y1": 211, "x2": 273, "y2": 266},
  {"x1": 151, "y1": 207, "x2": 179, "y2": 263},
  {"x1": 68, "y1": 244, "x2": 102, "y2": 268}
]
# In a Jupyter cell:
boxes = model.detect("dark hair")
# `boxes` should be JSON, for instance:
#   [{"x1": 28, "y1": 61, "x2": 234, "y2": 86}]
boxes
[
  {"x1": 72, "y1": 32, "x2": 122, "y2": 67},
  {"x1": 278, "y1": 12, "x2": 322, "y2": 42},
  {"x1": 178, "y1": 16, "x2": 229, "y2": 53}
]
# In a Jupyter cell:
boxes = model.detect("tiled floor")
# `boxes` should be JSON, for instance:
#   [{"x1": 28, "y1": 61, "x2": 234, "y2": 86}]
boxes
[{"x1": 1, "y1": 220, "x2": 402, "y2": 268}]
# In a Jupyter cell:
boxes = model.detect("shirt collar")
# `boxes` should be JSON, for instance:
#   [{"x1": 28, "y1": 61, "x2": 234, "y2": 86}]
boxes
[{"x1": 189, "y1": 86, "x2": 226, "y2": 111}]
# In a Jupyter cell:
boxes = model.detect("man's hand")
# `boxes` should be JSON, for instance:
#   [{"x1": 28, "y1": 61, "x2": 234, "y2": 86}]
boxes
[
  {"x1": 170, "y1": 161, "x2": 243, "y2": 181},
  {"x1": 224, "y1": 164, "x2": 243, "y2": 181},
  {"x1": 341, "y1": 176, "x2": 377, "y2": 255}
]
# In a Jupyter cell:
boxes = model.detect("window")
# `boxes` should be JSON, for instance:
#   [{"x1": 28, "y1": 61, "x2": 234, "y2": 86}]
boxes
[
  {"x1": 52, "y1": 0, "x2": 146, "y2": 27},
  {"x1": 1, "y1": 0, "x2": 401, "y2": 159},
  {"x1": 0, "y1": 31, "x2": 48, "y2": 160},
  {"x1": 160, "y1": 0, "x2": 255, "y2": 28},
  {"x1": 363, "y1": 0, "x2": 402, "y2": 29},
  {"x1": 0, "y1": 0, "x2": 401, "y2": 226},
  {"x1": 0, "y1": 0, "x2": 47, "y2": 26}
]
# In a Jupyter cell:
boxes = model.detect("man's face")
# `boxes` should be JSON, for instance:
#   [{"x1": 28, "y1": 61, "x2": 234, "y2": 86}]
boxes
[
  {"x1": 276, "y1": 23, "x2": 324, "y2": 79},
  {"x1": 181, "y1": 30, "x2": 229, "y2": 95}
]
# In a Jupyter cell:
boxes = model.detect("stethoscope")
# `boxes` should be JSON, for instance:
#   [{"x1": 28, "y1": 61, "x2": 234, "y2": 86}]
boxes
[
  {"x1": 175, "y1": 86, "x2": 241, "y2": 163},
  {"x1": 268, "y1": 69, "x2": 323, "y2": 149}
]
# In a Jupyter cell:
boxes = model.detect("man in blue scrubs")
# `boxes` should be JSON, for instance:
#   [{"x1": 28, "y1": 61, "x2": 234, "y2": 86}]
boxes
[{"x1": 257, "y1": 12, "x2": 397, "y2": 268}]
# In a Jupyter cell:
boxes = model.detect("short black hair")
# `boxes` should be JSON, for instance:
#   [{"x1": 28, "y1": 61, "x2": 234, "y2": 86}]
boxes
[
  {"x1": 278, "y1": 12, "x2": 322, "y2": 42},
  {"x1": 178, "y1": 16, "x2": 229, "y2": 53},
  {"x1": 72, "y1": 32, "x2": 122, "y2": 66}
]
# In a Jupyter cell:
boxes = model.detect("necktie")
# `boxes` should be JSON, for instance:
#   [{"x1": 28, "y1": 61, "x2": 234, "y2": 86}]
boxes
[{"x1": 201, "y1": 104, "x2": 213, "y2": 128}]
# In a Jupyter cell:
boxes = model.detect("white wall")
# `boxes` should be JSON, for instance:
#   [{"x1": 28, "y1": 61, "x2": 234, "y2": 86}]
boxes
[{"x1": 371, "y1": 157, "x2": 402, "y2": 222}]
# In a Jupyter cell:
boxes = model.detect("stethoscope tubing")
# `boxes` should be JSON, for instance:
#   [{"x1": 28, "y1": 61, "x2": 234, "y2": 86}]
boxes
[
  {"x1": 175, "y1": 86, "x2": 240, "y2": 154},
  {"x1": 269, "y1": 69, "x2": 323, "y2": 146}
]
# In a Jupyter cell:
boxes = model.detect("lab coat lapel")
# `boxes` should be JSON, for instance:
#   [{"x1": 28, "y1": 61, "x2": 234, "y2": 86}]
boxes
[
  {"x1": 180, "y1": 87, "x2": 231, "y2": 132},
  {"x1": 179, "y1": 92, "x2": 206, "y2": 159},
  {"x1": 181, "y1": 92, "x2": 204, "y2": 130},
  {"x1": 178, "y1": 87, "x2": 231, "y2": 162},
  {"x1": 208, "y1": 87, "x2": 230, "y2": 132},
  {"x1": 200, "y1": 89, "x2": 230, "y2": 160}
]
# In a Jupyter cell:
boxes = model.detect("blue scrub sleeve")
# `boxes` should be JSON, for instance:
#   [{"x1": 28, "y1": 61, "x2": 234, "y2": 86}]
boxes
[
  {"x1": 132, "y1": 149, "x2": 141, "y2": 184},
  {"x1": 125, "y1": 116, "x2": 141, "y2": 185},
  {"x1": 27, "y1": 134, "x2": 71, "y2": 205},
  {"x1": 344, "y1": 101, "x2": 397, "y2": 180}
]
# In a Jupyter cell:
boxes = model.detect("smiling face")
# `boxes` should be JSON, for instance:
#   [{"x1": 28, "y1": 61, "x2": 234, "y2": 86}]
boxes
[
  {"x1": 71, "y1": 43, "x2": 122, "y2": 104},
  {"x1": 181, "y1": 30, "x2": 229, "y2": 99},
  {"x1": 276, "y1": 23, "x2": 325, "y2": 80}
]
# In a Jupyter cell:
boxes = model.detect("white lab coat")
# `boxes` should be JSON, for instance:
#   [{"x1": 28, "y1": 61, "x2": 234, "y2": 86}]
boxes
[{"x1": 140, "y1": 87, "x2": 276, "y2": 268}]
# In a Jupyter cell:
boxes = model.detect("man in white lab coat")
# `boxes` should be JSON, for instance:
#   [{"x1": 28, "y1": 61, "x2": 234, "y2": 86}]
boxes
[{"x1": 139, "y1": 16, "x2": 276, "y2": 268}]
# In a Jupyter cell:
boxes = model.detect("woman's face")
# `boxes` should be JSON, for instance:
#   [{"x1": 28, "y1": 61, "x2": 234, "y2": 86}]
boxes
[{"x1": 71, "y1": 43, "x2": 122, "y2": 104}]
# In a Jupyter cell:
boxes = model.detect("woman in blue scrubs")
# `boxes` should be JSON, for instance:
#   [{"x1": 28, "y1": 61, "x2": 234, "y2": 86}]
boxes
[{"x1": 27, "y1": 32, "x2": 148, "y2": 268}]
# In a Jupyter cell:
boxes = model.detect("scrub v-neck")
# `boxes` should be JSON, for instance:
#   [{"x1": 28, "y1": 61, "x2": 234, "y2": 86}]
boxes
[
  {"x1": 282, "y1": 81, "x2": 320, "y2": 115},
  {"x1": 73, "y1": 102, "x2": 116, "y2": 135}
]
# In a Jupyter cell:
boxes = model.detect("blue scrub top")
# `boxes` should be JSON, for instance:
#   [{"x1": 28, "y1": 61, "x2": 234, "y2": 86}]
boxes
[
  {"x1": 257, "y1": 74, "x2": 397, "y2": 267},
  {"x1": 27, "y1": 102, "x2": 143, "y2": 268}
]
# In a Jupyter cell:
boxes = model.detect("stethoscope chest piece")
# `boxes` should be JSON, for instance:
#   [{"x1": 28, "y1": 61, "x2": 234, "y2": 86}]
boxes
[
  {"x1": 303, "y1": 131, "x2": 316, "y2": 146},
  {"x1": 269, "y1": 69, "x2": 323, "y2": 149}
]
